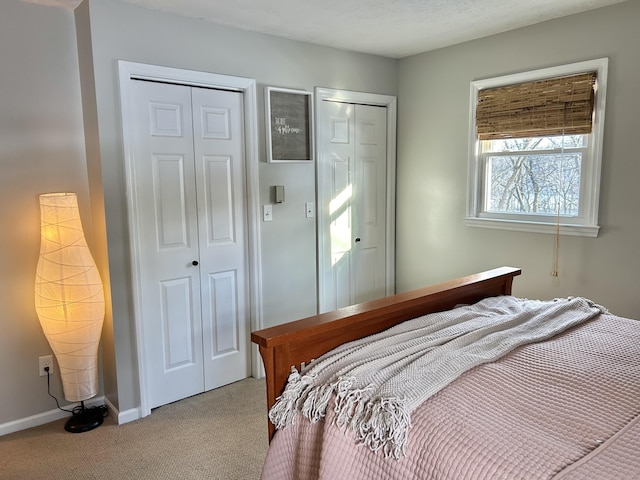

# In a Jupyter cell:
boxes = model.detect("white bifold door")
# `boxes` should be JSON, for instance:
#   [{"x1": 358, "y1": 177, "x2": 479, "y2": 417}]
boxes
[
  {"x1": 318, "y1": 101, "x2": 388, "y2": 312},
  {"x1": 129, "y1": 79, "x2": 250, "y2": 409}
]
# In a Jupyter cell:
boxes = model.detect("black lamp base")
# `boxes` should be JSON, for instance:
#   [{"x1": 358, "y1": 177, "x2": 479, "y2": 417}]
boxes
[{"x1": 64, "y1": 404, "x2": 105, "y2": 433}]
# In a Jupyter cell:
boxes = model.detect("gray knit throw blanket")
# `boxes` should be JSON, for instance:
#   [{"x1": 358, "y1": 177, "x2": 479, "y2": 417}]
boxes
[{"x1": 269, "y1": 296, "x2": 607, "y2": 459}]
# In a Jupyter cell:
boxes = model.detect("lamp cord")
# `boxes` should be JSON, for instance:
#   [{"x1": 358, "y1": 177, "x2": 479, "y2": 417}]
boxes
[
  {"x1": 45, "y1": 368, "x2": 109, "y2": 418},
  {"x1": 46, "y1": 367, "x2": 74, "y2": 413}
]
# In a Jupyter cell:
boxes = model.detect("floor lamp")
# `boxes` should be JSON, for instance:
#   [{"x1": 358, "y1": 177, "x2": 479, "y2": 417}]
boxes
[{"x1": 34, "y1": 192, "x2": 106, "y2": 433}]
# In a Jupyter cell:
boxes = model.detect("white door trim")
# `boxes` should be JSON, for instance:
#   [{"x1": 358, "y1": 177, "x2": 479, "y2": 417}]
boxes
[
  {"x1": 315, "y1": 87, "x2": 397, "y2": 310},
  {"x1": 118, "y1": 61, "x2": 263, "y2": 418}
]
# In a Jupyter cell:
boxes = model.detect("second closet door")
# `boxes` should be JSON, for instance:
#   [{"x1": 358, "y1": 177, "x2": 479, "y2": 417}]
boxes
[{"x1": 318, "y1": 100, "x2": 388, "y2": 312}]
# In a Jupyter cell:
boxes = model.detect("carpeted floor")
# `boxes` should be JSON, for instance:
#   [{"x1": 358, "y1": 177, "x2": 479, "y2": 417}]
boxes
[{"x1": 0, "y1": 377, "x2": 269, "y2": 480}]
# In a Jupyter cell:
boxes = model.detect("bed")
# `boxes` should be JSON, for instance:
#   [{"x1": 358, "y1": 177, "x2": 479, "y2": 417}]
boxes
[{"x1": 250, "y1": 266, "x2": 640, "y2": 479}]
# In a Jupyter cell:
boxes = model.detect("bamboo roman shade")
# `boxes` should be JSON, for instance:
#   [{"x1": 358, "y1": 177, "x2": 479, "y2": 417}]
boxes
[{"x1": 476, "y1": 72, "x2": 596, "y2": 140}]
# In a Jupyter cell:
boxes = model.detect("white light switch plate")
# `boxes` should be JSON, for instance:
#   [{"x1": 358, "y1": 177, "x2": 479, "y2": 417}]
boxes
[{"x1": 263, "y1": 204, "x2": 273, "y2": 222}]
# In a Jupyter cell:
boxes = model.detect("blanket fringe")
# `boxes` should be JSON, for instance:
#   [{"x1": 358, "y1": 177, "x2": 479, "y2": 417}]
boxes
[
  {"x1": 334, "y1": 378, "x2": 375, "y2": 429},
  {"x1": 352, "y1": 397, "x2": 410, "y2": 459},
  {"x1": 565, "y1": 297, "x2": 609, "y2": 315},
  {"x1": 301, "y1": 383, "x2": 334, "y2": 423},
  {"x1": 270, "y1": 370, "x2": 412, "y2": 458},
  {"x1": 269, "y1": 367, "x2": 315, "y2": 429}
]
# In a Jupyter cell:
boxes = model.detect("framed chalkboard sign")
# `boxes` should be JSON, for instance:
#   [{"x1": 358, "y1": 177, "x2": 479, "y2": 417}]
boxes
[{"x1": 266, "y1": 87, "x2": 314, "y2": 163}]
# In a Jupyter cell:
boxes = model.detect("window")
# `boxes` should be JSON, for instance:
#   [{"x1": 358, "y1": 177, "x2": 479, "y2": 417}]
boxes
[{"x1": 466, "y1": 59, "x2": 608, "y2": 237}]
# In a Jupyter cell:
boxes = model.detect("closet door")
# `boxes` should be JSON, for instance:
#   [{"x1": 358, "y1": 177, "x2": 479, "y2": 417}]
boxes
[
  {"x1": 318, "y1": 100, "x2": 388, "y2": 312},
  {"x1": 129, "y1": 80, "x2": 249, "y2": 409}
]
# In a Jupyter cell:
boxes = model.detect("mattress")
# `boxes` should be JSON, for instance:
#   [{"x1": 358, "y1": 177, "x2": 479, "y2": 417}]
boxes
[{"x1": 260, "y1": 312, "x2": 640, "y2": 479}]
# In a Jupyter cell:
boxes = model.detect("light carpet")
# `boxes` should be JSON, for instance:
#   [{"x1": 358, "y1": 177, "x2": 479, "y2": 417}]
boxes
[{"x1": 0, "y1": 377, "x2": 268, "y2": 480}]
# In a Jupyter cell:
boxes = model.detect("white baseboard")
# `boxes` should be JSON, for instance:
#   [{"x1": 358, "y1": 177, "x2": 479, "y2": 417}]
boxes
[
  {"x1": 0, "y1": 396, "x2": 105, "y2": 437},
  {"x1": 117, "y1": 406, "x2": 141, "y2": 425},
  {"x1": 101, "y1": 395, "x2": 140, "y2": 425}
]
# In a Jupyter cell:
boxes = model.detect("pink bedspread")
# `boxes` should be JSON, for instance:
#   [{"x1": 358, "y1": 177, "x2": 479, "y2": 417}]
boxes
[{"x1": 260, "y1": 313, "x2": 640, "y2": 479}]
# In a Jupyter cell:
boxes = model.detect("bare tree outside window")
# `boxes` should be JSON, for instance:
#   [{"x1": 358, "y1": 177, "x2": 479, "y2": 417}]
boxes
[{"x1": 484, "y1": 135, "x2": 585, "y2": 216}]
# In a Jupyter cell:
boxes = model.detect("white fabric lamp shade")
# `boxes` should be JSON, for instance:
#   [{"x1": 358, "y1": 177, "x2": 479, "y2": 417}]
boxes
[{"x1": 35, "y1": 193, "x2": 104, "y2": 402}]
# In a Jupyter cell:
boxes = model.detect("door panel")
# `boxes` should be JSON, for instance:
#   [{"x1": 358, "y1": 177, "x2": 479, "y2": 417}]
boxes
[
  {"x1": 154, "y1": 154, "x2": 191, "y2": 248},
  {"x1": 330, "y1": 153, "x2": 353, "y2": 310},
  {"x1": 160, "y1": 277, "x2": 197, "y2": 369},
  {"x1": 208, "y1": 270, "x2": 239, "y2": 354},
  {"x1": 204, "y1": 156, "x2": 234, "y2": 243},
  {"x1": 191, "y1": 87, "x2": 250, "y2": 391},
  {"x1": 353, "y1": 104, "x2": 387, "y2": 304},
  {"x1": 131, "y1": 80, "x2": 204, "y2": 408},
  {"x1": 322, "y1": 101, "x2": 354, "y2": 310}
]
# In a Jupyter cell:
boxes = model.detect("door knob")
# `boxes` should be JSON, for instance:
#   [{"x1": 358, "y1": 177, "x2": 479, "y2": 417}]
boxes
[
  {"x1": 192, "y1": 260, "x2": 199, "y2": 266},
  {"x1": 354, "y1": 237, "x2": 361, "y2": 243}
]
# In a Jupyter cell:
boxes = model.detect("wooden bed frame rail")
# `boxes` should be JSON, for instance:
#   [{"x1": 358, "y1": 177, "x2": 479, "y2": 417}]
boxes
[{"x1": 251, "y1": 266, "x2": 521, "y2": 440}]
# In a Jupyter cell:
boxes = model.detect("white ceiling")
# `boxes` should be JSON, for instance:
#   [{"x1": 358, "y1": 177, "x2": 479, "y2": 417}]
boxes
[{"x1": 24, "y1": 0, "x2": 628, "y2": 58}]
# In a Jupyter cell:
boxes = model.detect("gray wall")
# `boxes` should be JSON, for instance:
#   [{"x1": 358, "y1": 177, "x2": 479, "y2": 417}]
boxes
[
  {"x1": 396, "y1": 0, "x2": 640, "y2": 319},
  {"x1": 0, "y1": 0, "x2": 397, "y2": 428},
  {"x1": 80, "y1": 0, "x2": 398, "y2": 415},
  {"x1": 0, "y1": 1, "x2": 93, "y2": 424}
]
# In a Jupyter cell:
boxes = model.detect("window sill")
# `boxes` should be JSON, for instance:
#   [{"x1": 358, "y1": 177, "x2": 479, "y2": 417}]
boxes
[{"x1": 465, "y1": 217, "x2": 600, "y2": 238}]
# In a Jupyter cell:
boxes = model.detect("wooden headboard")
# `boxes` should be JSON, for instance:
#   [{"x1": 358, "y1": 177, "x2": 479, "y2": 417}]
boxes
[{"x1": 251, "y1": 266, "x2": 522, "y2": 439}]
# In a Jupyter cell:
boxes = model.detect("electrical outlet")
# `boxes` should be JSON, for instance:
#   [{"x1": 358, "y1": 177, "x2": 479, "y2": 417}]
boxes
[{"x1": 39, "y1": 355, "x2": 53, "y2": 377}]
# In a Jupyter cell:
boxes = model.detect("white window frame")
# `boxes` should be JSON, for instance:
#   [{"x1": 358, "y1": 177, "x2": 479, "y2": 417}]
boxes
[{"x1": 466, "y1": 58, "x2": 608, "y2": 237}]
